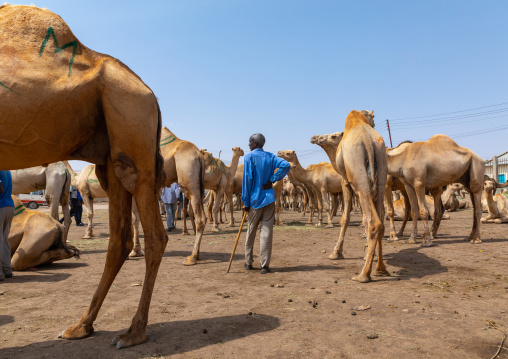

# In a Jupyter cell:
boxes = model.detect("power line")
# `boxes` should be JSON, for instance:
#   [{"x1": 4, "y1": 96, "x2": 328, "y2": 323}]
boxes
[
  {"x1": 390, "y1": 100, "x2": 508, "y2": 122},
  {"x1": 389, "y1": 114, "x2": 508, "y2": 130}
]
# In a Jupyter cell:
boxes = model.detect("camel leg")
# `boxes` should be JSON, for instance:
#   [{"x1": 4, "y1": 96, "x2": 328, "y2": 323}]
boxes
[
  {"x1": 321, "y1": 189, "x2": 333, "y2": 228},
  {"x1": 412, "y1": 183, "x2": 433, "y2": 247},
  {"x1": 396, "y1": 192, "x2": 410, "y2": 237},
  {"x1": 184, "y1": 192, "x2": 207, "y2": 266},
  {"x1": 211, "y1": 188, "x2": 225, "y2": 232},
  {"x1": 385, "y1": 187, "x2": 398, "y2": 242},
  {"x1": 275, "y1": 193, "x2": 283, "y2": 225},
  {"x1": 182, "y1": 196, "x2": 190, "y2": 235},
  {"x1": 353, "y1": 195, "x2": 387, "y2": 283},
  {"x1": 315, "y1": 189, "x2": 324, "y2": 226},
  {"x1": 226, "y1": 191, "x2": 236, "y2": 227},
  {"x1": 328, "y1": 184, "x2": 352, "y2": 260},
  {"x1": 129, "y1": 199, "x2": 144, "y2": 258},
  {"x1": 60, "y1": 161, "x2": 135, "y2": 342},
  {"x1": 403, "y1": 185, "x2": 420, "y2": 243},
  {"x1": 431, "y1": 187, "x2": 444, "y2": 238},
  {"x1": 467, "y1": 185, "x2": 483, "y2": 244},
  {"x1": 82, "y1": 195, "x2": 94, "y2": 239}
]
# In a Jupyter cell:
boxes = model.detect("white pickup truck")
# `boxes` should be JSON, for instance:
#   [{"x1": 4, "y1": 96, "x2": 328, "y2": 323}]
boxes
[{"x1": 18, "y1": 191, "x2": 48, "y2": 209}]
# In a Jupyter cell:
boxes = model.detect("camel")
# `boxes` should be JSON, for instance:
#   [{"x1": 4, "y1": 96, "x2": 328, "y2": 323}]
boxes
[
  {"x1": 277, "y1": 152, "x2": 341, "y2": 227},
  {"x1": 202, "y1": 148, "x2": 244, "y2": 231},
  {"x1": 64, "y1": 163, "x2": 107, "y2": 239},
  {"x1": 9, "y1": 196, "x2": 80, "y2": 270},
  {"x1": 481, "y1": 176, "x2": 508, "y2": 223},
  {"x1": 441, "y1": 183, "x2": 470, "y2": 212},
  {"x1": 11, "y1": 161, "x2": 72, "y2": 243},
  {"x1": 0, "y1": 5, "x2": 167, "y2": 348},
  {"x1": 390, "y1": 195, "x2": 450, "y2": 221},
  {"x1": 386, "y1": 135, "x2": 485, "y2": 246},
  {"x1": 327, "y1": 110, "x2": 389, "y2": 283}
]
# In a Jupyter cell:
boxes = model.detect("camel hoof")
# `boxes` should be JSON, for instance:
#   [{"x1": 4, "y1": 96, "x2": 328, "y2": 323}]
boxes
[
  {"x1": 182, "y1": 231, "x2": 190, "y2": 235},
  {"x1": 328, "y1": 252, "x2": 344, "y2": 260},
  {"x1": 59, "y1": 323, "x2": 94, "y2": 340},
  {"x1": 211, "y1": 227, "x2": 221, "y2": 233},
  {"x1": 373, "y1": 270, "x2": 391, "y2": 277},
  {"x1": 82, "y1": 235, "x2": 93, "y2": 239},
  {"x1": 111, "y1": 330, "x2": 147, "y2": 349},
  {"x1": 406, "y1": 239, "x2": 416, "y2": 244},
  {"x1": 128, "y1": 249, "x2": 144, "y2": 258},
  {"x1": 326, "y1": 224, "x2": 334, "y2": 228},
  {"x1": 386, "y1": 237, "x2": 398, "y2": 242},
  {"x1": 183, "y1": 256, "x2": 197, "y2": 266},
  {"x1": 420, "y1": 241, "x2": 434, "y2": 247},
  {"x1": 470, "y1": 238, "x2": 482, "y2": 244},
  {"x1": 351, "y1": 274, "x2": 371, "y2": 283}
]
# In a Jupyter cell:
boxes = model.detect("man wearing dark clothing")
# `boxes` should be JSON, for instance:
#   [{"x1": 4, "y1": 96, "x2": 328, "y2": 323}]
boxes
[
  {"x1": 0, "y1": 171, "x2": 14, "y2": 281},
  {"x1": 70, "y1": 186, "x2": 84, "y2": 226}
]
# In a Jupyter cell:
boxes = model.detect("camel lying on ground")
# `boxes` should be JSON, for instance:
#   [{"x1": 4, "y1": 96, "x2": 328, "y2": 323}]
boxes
[
  {"x1": 9, "y1": 196, "x2": 79, "y2": 270},
  {"x1": 386, "y1": 135, "x2": 484, "y2": 246},
  {"x1": 11, "y1": 162, "x2": 72, "y2": 243},
  {"x1": 0, "y1": 5, "x2": 167, "y2": 348},
  {"x1": 481, "y1": 176, "x2": 508, "y2": 223},
  {"x1": 390, "y1": 195, "x2": 450, "y2": 221},
  {"x1": 328, "y1": 110, "x2": 389, "y2": 283}
]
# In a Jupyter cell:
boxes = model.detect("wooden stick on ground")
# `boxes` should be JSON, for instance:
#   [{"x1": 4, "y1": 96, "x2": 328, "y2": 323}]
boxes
[{"x1": 226, "y1": 211, "x2": 247, "y2": 273}]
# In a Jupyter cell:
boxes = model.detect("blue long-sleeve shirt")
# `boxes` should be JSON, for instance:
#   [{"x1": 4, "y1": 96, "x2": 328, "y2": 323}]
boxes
[
  {"x1": 242, "y1": 148, "x2": 291, "y2": 209},
  {"x1": 0, "y1": 171, "x2": 14, "y2": 208}
]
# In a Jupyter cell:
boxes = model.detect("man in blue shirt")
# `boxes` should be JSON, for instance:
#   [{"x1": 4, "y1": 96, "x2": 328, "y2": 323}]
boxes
[
  {"x1": 242, "y1": 133, "x2": 290, "y2": 274},
  {"x1": 0, "y1": 171, "x2": 15, "y2": 281},
  {"x1": 161, "y1": 182, "x2": 181, "y2": 232}
]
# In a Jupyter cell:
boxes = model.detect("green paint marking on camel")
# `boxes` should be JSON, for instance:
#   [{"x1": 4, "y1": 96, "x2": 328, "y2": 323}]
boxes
[
  {"x1": 14, "y1": 206, "x2": 26, "y2": 217},
  {"x1": 39, "y1": 27, "x2": 78, "y2": 77},
  {"x1": 86, "y1": 166, "x2": 99, "y2": 184},
  {"x1": 0, "y1": 81, "x2": 19, "y2": 94},
  {"x1": 502, "y1": 191, "x2": 508, "y2": 199},
  {"x1": 160, "y1": 135, "x2": 176, "y2": 147}
]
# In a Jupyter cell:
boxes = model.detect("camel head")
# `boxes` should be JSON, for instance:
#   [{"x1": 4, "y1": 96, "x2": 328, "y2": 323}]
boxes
[
  {"x1": 232, "y1": 147, "x2": 245, "y2": 157},
  {"x1": 360, "y1": 110, "x2": 375, "y2": 128},
  {"x1": 311, "y1": 132, "x2": 344, "y2": 147},
  {"x1": 484, "y1": 175, "x2": 497, "y2": 193},
  {"x1": 277, "y1": 150, "x2": 297, "y2": 164}
]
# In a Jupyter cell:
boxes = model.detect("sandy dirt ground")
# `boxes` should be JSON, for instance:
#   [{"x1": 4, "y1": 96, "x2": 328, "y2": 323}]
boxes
[{"x1": 1, "y1": 204, "x2": 507, "y2": 359}]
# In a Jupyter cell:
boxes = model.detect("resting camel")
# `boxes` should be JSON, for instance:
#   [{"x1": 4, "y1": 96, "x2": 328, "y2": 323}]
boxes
[
  {"x1": 0, "y1": 5, "x2": 167, "y2": 348},
  {"x1": 386, "y1": 135, "x2": 484, "y2": 246},
  {"x1": 391, "y1": 195, "x2": 450, "y2": 221},
  {"x1": 11, "y1": 161, "x2": 72, "y2": 243},
  {"x1": 328, "y1": 110, "x2": 389, "y2": 283},
  {"x1": 481, "y1": 176, "x2": 508, "y2": 223},
  {"x1": 9, "y1": 196, "x2": 80, "y2": 270}
]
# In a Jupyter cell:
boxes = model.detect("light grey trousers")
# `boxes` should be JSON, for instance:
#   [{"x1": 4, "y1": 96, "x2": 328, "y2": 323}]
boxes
[
  {"x1": 245, "y1": 202, "x2": 275, "y2": 268},
  {"x1": 0, "y1": 206, "x2": 14, "y2": 278}
]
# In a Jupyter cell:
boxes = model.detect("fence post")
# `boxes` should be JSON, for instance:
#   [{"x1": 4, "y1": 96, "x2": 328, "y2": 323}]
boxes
[{"x1": 493, "y1": 156, "x2": 499, "y2": 194}]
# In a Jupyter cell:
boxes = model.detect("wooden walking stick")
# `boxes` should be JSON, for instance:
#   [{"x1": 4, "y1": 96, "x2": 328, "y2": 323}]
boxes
[{"x1": 226, "y1": 210, "x2": 248, "y2": 273}]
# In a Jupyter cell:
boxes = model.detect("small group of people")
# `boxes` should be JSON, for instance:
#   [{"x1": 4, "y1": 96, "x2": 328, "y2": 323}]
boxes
[{"x1": 59, "y1": 186, "x2": 84, "y2": 226}]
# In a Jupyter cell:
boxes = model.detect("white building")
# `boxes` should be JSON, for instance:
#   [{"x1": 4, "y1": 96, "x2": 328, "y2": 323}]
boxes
[{"x1": 485, "y1": 151, "x2": 508, "y2": 184}]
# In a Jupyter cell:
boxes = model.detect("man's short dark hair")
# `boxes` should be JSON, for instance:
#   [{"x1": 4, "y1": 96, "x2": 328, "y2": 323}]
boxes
[{"x1": 250, "y1": 133, "x2": 266, "y2": 147}]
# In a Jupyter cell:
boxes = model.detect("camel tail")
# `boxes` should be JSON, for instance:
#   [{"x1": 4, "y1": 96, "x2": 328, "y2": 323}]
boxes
[
  {"x1": 155, "y1": 100, "x2": 166, "y2": 191},
  {"x1": 198, "y1": 155, "x2": 205, "y2": 198},
  {"x1": 364, "y1": 136, "x2": 378, "y2": 199},
  {"x1": 54, "y1": 224, "x2": 81, "y2": 259}
]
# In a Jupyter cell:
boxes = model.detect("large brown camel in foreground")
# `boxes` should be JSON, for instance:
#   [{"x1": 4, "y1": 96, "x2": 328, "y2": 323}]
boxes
[
  {"x1": 328, "y1": 110, "x2": 389, "y2": 283},
  {"x1": 386, "y1": 135, "x2": 484, "y2": 246},
  {"x1": 0, "y1": 5, "x2": 167, "y2": 348},
  {"x1": 9, "y1": 196, "x2": 80, "y2": 270},
  {"x1": 11, "y1": 162, "x2": 72, "y2": 243}
]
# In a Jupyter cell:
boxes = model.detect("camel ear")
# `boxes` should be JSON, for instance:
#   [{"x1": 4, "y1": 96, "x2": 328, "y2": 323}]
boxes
[{"x1": 484, "y1": 175, "x2": 490, "y2": 181}]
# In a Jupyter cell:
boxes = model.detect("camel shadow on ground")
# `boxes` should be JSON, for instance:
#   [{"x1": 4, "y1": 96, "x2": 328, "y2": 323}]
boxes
[
  {"x1": 384, "y1": 247, "x2": 448, "y2": 280},
  {"x1": 0, "y1": 315, "x2": 14, "y2": 327},
  {"x1": 0, "y1": 314, "x2": 280, "y2": 359},
  {"x1": 10, "y1": 262, "x2": 88, "y2": 283}
]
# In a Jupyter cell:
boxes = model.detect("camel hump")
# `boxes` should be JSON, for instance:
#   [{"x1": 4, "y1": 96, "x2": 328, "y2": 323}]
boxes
[
  {"x1": 428, "y1": 134, "x2": 458, "y2": 145},
  {"x1": 344, "y1": 110, "x2": 370, "y2": 132}
]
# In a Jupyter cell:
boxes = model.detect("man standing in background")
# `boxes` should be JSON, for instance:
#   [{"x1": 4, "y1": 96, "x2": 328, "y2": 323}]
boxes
[
  {"x1": 161, "y1": 182, "x2": 181, "y2": 231},
  {"x1": 0, "y1": 171, "x2": 14, "y2": 281}
]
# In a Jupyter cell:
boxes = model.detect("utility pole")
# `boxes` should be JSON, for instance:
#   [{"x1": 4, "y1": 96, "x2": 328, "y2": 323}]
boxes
[{"x1": 386, "y1": 119, "x2": 393, "y2": 148}]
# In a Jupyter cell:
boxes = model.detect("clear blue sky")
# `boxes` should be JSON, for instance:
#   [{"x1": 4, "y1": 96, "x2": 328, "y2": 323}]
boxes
[{"x1": 22, "y1": 0, "x2": 508, "y2": 170}]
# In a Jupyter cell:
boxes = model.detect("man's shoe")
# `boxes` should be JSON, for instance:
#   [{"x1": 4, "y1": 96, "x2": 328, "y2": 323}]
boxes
[
  {"x1": 5, "y1": 272, "x2": 13, "y2": 278},
  {"x1": 244, "y1": 263, "x2": 254, "y2": 270},
  {"x1": 76, "y1": 223, "x2": 84, "y2": 226},
  {"x1": 260, "y1": 267, "x2": 270, "y2": 274}
]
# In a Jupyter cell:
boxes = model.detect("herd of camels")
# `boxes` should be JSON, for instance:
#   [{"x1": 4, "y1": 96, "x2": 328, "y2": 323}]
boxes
[{"x1": 2, "y1": 4, "x2": 507, "y2": 349}]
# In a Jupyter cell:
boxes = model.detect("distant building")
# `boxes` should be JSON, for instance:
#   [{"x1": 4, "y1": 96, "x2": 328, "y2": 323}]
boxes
[{"x1": 485, "y1": 151, "x2": 508, "y2": 183}]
